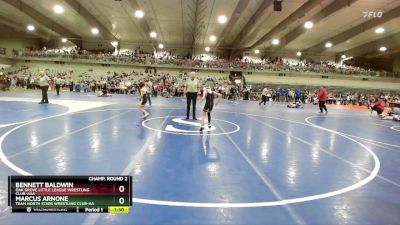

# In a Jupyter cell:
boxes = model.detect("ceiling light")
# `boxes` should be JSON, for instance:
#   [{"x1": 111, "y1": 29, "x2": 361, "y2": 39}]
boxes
[
  {"x1": 375, "y1": 27, "x2": 384, "y2": 34},
  {"x1": 254, "y1": 49, "x2": 260, "y2": 54},
  {"x1": 325, "y1": 42, "x2": 332, "y2": 48},
  {"x1": 209, "y1": 35, "x2": 217, "y2": 42},
  {"x1": 158, "y1": 43, "x2": 164, "y2": 49},
  {"x1": 61, "y1": 38, "x2": 67, "y2": 43},
  {"x1": 304, "y1": 21, "x2": 313, "y2": 29},
  {"x1": 379, "y1": 46, "x2": 387, "y2": 52},
  {"x1": 272, "y1": 39, "x2": 279, "y2": 45},
  {"x1": 218, "y1": 15, "x2": 227, "y2": 24},
  {"x1": 53, "y1": 5, "x2": 64, "y2": 14},
  {"x1": 91, "y1": 28, "x2": 99, "y2": 35},
  {"x1": 296, "y1": 51, "x2": 301, "y2": 56},
  {"x1": 27, "y1": 25, "x2": 35, "y2": 31},
  {"x1": 205, "y1": 46, "x2": 210, "y2": 52},
  {"x1": 341, "y1": 54, "x2": 346, "y2": 59},
  {"x1": 150, "y1": 31, "x2": 157, "y2": 38},
  {"x1": 135, "y1": 10, "x2": 144, "y2": 18}
]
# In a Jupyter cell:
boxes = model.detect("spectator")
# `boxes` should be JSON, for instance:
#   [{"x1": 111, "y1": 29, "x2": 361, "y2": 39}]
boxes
[
  {"x1": 55, "y1": 75, "x2": 61, "y2": 95},
  {"x1": 318, "y1": 86, "x2": 328, "y2": 114},
  {"x1": 38, "y1": 71, "x2": 50, "y2": 104}
]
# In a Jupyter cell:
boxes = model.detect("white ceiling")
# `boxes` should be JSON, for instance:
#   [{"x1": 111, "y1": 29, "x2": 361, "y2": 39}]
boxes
[
  {"x1": 0, "y1": 0, "x2": 399, "y2": 57},
  {"x1": 285, "y1": 0, "x2": 400, "y2": 51}
]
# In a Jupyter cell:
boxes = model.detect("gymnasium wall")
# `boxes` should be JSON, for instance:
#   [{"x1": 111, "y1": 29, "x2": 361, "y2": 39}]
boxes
[
  {"x1": 244, "y1": 73, "x2": 400, "y2": 90},
  {"x1": 0, "y1": 37, "x2": 40, "y2": 55},
  {"x1": 349, "y1": 56, "x2": 397, "y2": 72},
  {"x1": 0, "y1": 64, "x2": 11, "y2": 70},
  {"x1": 0, "y1": 56, "x2": 14, "y2": 67},
  {"x1": 393, "y1": 56, "x2": 400, "y2": 73},
  {"x1": 81, "y1": 40, "x2": 114, "y2": 51},
  {"x1": 370, "y1": 57, "x2": 394, "y2": 72}
]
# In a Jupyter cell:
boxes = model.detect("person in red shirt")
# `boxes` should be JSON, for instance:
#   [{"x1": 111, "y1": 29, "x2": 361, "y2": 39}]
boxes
[
  {"x1": 318, "y1": 86, "x2": 328, "y2": 114},
  {"x1": 371, "y1": 98, "x2": 385, "y2": 116}
]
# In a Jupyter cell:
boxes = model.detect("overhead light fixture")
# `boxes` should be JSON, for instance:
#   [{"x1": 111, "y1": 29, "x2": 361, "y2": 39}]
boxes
[
  {"x1": 325, "y1": 42, "x2": 332, "y2": 48},
  {"x1": 158, "y1": 43, "x2": 164, "y2": 49},
  {"x1": 61, "y1": 38, "x2": 68, "y2": 43},
  {"x1": 296, "y1": 51, "x2": 301, "y2": 56},
  {"x1": 91, "y1": 28, "x2": 99, "y2": 35},
  {"x1": 53, "y1": 5, "x2": 64, "y2": 14},
  {"x1": 135, "y1": 10, "x2": 144, "y2": 18},
  {"x1": 254, "y1": 49, "x2": 260, "y2": 54},
  {"x1": 27, "y1": 25, "x2": 35, "y2": 31},
  {"x1": 218, "y1": 15, "x2": 227, "y2": 24},
  {"x1": 379, "y1": 46, "x2": 387, "y2": 52},
  {"x1": 375, "y1": 27, "x2": 384, "y2": 34},
  {"x1": 272, "y1": 39, "x2": 279, "y2": 45},
  {"x1": 209, "y1": 35, "x2": 217, "y2": 42},
  {"x1": 341, "y1": 54, "x2": 346, "y2": 59},
  {"x1": 304, "y1": 21, "x2": 313, "y2": 29},
  {"x1": 205, "y1": 46, "x2": 210, "y2": 52},
  {"x1": 150, "y1": 31, "x2": 157, "y2": 38}
]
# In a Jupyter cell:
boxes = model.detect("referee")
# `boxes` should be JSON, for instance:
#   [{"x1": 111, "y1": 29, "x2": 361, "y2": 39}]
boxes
[
  {"x1": 185, "y1": 71, "x2": 199, "y2": 120},
  {"x1": 38, "y1": 71, "x2": 50, "y2": 104}
]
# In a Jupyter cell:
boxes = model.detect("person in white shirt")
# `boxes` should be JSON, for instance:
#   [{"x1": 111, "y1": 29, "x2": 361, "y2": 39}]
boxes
[
  {"x1": 259, "y1": 87, "x2": 268, "y2": 106},
  {"x1": 55, "y1": 75, "x2": 61, "y2": 95},
  {"x1": 38, "y1": 71, "x2": 50, "y2": 104}
]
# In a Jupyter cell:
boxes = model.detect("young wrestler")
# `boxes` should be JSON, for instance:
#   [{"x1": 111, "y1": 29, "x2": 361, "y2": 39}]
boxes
[
  {"x1": 370, "y1": 97, "x2": 385, "y2": 117},
  {"x1": 287, "y1": 101, "x2": 303, "y2": 108},
  {"x1": 200, "y1": 86, "x2": 222, "y2": 132},
  {"x1": 138, "y1": 82, "x2": 150, "y2": 118}
]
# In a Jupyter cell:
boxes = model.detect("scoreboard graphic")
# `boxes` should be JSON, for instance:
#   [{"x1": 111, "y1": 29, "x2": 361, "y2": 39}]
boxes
[{"x1": 8, "y1": 176, "x2": 132, "y2": 213}]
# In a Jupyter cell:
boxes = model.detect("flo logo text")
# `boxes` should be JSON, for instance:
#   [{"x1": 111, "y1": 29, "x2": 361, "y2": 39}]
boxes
[{"x1": 363, "y1": 12, "x2": 383, "y2": 18}]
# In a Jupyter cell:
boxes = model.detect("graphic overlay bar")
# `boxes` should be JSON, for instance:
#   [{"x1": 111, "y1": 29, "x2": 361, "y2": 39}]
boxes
[{"x1": 8, "y1": 176, "x2": 132, "y2": 213}]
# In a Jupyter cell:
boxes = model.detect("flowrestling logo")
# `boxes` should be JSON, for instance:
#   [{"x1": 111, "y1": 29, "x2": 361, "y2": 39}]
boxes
[
  {"x1": 142, "y1": 116, "x2": 240, "y2": 136},
  {"x1": 363, "y1": 11, "x2": 383, "y2": 18},
  {"x1": 165, "y1": 118, "x2": 216, "y2": 133}
]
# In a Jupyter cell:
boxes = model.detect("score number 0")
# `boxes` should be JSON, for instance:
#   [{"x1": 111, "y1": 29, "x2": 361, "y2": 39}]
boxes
[{"x1": 118, "y1": 185, "x2": 126, "y2": 205}]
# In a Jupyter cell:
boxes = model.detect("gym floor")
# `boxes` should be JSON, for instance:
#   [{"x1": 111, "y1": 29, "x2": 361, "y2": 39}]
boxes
[{"x1": 0, "y1": 91, "x2": 399, "y2": 225}]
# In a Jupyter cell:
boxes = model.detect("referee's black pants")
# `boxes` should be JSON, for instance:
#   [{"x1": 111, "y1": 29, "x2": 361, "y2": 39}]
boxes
[
  {"x1": 40, "y1": 86, "x2": 49, "y2": 103},
  {"x1": 186, "y1": 92, "x2": 197, "y2": 119}
]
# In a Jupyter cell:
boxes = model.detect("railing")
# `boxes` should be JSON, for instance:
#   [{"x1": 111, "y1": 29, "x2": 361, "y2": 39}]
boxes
[{"x1": 4, "y1": 53, "x2": 400, "y2": 78}]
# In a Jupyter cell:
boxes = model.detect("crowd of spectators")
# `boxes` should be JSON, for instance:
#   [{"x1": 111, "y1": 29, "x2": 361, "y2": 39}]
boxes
[
  {"x1": 2, "y1": 65, "x2": 399, "y2": 112},
  {"x1": 248, "y1": 86, "x2": 400, "y2": 108},
  {"x1": 0, "y1": 66, "x2": 233, "y2": 98},
  {"x1": 11, "y1": 47, "x2": 399, "y2": 77}
]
